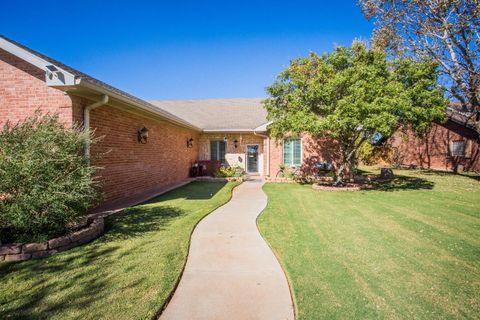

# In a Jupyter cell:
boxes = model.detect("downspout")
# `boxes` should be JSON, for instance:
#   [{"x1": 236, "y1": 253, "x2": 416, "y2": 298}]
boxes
[
  {"x1": 253, "y1": 130, "x2": 270, "y2": 177},
  {"x1": 84, "y1": 95, "x2": 109, "y2": 158}
]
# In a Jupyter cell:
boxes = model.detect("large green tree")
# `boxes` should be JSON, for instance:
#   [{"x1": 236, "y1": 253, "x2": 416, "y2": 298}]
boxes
[{"x1": 263, "y1": 42, "x2": 447, "y2": 184}]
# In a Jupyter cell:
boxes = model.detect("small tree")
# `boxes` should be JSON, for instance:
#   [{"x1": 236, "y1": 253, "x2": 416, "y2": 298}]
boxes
[
  {"x1": 0, "y1": 112, "x2": 100, "y2": 243},
  {"x1": 263, "y1": 42, "x2": 447, "y2": 184}
]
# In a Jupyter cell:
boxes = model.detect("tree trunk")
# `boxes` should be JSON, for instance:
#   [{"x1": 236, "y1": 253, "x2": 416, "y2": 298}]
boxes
[{"x1": 334, "y1": 160, "x2": 353, "y2": 186}]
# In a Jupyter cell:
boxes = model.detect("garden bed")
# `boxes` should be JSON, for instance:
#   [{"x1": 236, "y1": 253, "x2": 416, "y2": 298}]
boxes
[
  {"x1": 312, "y1": 182, "x2": 369, "y2": 191},
  {"x1": 0, "y1": 217, "x2": 104, "y2": 262}
]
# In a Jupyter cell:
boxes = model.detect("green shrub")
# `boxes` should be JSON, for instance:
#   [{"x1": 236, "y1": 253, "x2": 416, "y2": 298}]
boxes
[
  {"x1": 213, "y1": 165, "x2": 244, "y2": 177},
  {"x1": 0, "y1": 112, "x2": 100, "y2": 243},
  {"x1": 284, "y1": 169, "x2": 296, "y2": 179},
  {"x1": 325, "y1": 171, "x2": 336, "y2": 179}
]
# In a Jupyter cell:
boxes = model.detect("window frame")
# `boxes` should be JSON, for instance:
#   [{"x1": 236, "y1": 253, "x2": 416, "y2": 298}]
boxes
[
  {"x1": 451, "y1": 140, "x2": 466, "y2": 157},
  {"x1": 210, "y1": 140, "x2": 226, "y2": 164},
  {"x1": 283, "y1": 138, "x2": 302, "y2": 166}
]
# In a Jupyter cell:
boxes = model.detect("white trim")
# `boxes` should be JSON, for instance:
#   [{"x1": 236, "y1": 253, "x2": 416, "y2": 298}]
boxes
[
  {"x1": 77, "y1": 80, "x2": 201, "y2": 131},
  {"x1": 0, "y1": 37, "x2": 77, "y2": 86},
  {"x1": 282, "y1": 138, "x2": 303, "y2": 167},
  {"x1": 253, "y1": 121, "x2": 272, "y2": 132},
  {"x1": 202, "y1": 129, "x2": 259, "y2": 133}
]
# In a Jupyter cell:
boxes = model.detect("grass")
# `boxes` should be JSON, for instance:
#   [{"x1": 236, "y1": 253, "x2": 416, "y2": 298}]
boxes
[
  {"x1": 0, "y1": 181, "x2": 239, "y2": 320},
  {"x1": 257, "y1": 169, "x2": 480, "y2": 319}
]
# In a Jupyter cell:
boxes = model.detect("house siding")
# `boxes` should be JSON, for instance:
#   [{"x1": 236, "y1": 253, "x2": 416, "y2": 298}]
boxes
[
  {"x1": 88, "y1": 105, "x2": 199, "y2": 203},
  {"x1": 268, "y1": 134, "x2": 343, "y2": 177},
  {"x1": 0, "y1": 48, "x2": 74, "y2": 126},
  {"x1": 199, "y1": 133, "x2": 264, "y2": 173},
  {"x1": 0, "y1": 50, "x2": 200, "y2": 206},
  {"x1": 390, "y1": 122, "x2": 480, "y2": 172}
]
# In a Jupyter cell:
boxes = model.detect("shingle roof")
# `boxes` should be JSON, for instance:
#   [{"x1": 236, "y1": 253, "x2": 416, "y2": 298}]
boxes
[
  {"x1": 149, "y1": 98, "x2": 269, "y2": 131},
  {"x1": 446, "y1": 105, "x2": 478, "y2": 132}
]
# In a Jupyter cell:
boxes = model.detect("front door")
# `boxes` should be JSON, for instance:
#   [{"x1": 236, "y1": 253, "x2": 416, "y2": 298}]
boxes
[{"x1": 246, "y1": 144, "x2": 259, "y2": 173}]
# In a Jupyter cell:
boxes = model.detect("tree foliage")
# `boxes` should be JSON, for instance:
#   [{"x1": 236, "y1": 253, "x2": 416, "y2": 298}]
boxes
[
  {"x1": 264, "y1": 42, "x2": 447, "y2": 183},
  {"x1": 359, "y1": 0, "x2": 480, "y2": 132},
  {"x1": 0, "y1": 113, "x2": 100, "y2": 243}
]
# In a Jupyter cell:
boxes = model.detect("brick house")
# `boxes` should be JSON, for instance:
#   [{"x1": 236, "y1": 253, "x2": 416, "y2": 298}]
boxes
[
  {"x1": 1, "y1": 36, "x2": 478, "y2": 207},
  {"x1": 390, "y1": 108, "x2": 480, "y2": 172}
]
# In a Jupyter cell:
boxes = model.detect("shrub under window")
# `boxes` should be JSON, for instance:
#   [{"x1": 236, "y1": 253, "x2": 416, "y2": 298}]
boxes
[{"x1": 0, "y1": 112, "x2": 100, "y2": 243}]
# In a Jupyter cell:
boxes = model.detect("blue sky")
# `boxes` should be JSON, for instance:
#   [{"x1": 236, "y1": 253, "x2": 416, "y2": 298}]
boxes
[{"x1": 1, "y1": 1, "x2": 372, "y2": 100}]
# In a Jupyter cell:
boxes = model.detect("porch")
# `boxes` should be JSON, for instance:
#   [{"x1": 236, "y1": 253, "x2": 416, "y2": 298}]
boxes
[{"x1": 198, "y1": 133, "x2": 268, "y2": 175}]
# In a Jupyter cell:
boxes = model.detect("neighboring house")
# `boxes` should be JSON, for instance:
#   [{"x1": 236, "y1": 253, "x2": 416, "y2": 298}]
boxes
[
  {"x1": 1, "y1": 36, "x2": 478, "y2": 207},
  {"x1": 390, "y1": 107, "x2": 480, "y2": 172}
]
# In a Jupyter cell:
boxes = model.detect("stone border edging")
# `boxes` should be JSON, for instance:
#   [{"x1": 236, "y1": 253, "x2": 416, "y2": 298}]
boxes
[
  {"x1": 312, "y1": 183, "x2": 368, "y2": 191},
  {"x1": 0, "y1": 217, "x2": 104, "y2": 262}
]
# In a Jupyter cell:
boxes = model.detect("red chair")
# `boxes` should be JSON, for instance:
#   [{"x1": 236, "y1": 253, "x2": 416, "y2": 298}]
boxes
[{"x1": 198, "y1": 160, "x2": 221, "y2": 176}]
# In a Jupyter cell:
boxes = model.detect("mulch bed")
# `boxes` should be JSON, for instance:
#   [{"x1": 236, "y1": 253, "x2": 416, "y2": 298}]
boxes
[{"x1": 312, "y1": 183, "x2": 369, "y2": 191}]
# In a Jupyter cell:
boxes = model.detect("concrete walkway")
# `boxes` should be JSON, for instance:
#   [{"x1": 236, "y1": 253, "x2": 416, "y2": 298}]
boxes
[{"x1": 160, "y1": 179, "x2": 295, "y2": 320}]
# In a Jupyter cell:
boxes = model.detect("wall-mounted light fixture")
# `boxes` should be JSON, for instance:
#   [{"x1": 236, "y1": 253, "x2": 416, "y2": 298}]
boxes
[
  {"x1": 223, "y1": 135, "x2": 228, "y2": 142},
  {"x1": 187, "y1": 138, "x2": 194, "y2": 148},
  {"x1": 137, "y1": 127, "x2": 149, "y2": 144},
  {"x1": 233, "y1": 139, "x2": 239, "y2": 148}
]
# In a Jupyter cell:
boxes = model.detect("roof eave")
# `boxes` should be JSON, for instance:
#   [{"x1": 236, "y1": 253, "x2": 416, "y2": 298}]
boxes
[
  {"x1": 0, "y1": 36, "x2": 76, "y2": 86},
  {"x1": 202, "y1": 129, "x2": 263, "y2": 133},
  {"x1": 75, "y1": 79, "x2": 202, "y2": 131},
  {"x1": 0, "y1": 36, "x2": 201, "y2": 132}
]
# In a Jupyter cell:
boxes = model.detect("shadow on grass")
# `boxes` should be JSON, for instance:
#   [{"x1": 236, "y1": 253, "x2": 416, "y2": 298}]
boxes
[
  {"x1": 147, "y1": 181, "x2": 227, "y2": 202},
  {"x1": 102, "y1": 205, "x2": 184, "y2": 241},
  {"x1": 0, "y1": 204, "x2": 187, "y2": 319},
  {"x1": 368, "y1": 174, "x2": 435, "y2": 192},
  {"x1": 0, "y1": 245, "x2": 119, "y2": 319},
  {"x1": 417, "y1": 169, "x2": 480, "y2": 182}
]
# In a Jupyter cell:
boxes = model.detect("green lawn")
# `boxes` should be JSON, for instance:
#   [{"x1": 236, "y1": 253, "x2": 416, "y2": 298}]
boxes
[
  {"x1": 0, "y1": 181, "x2": 238, "y2": 319},
  {"x1": 258, "y1": 169, "x2": 480, "y2": 319}
]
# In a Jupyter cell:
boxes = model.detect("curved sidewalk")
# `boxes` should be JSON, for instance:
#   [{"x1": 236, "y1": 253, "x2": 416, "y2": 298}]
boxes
[{"x1": 160, "y1": 179, "x2": 294, "y2": 320}]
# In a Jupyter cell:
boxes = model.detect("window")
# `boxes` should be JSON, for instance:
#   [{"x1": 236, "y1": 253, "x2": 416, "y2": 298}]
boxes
[
  {"x1": 451, "y1": 140, "x2": 465, "y2": 157},
  {"x1": 210, "y1": 140, "x2": 226, "y2": 164},
  {"x1": 283, "y1": 138, "x2": 302, "y2": 166}
]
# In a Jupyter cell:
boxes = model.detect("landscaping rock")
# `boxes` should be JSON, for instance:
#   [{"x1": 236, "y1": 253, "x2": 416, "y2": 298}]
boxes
[
  {"x1": 0, "y1": 244, "x2": 22, "y2": 255},
  {"x1": 353, "y1": 175, "x2": 368, "y2": 183},
  {"x1": 48, "y1": 236, "x2": 71, "y2": 249},
  {"x1": 5, "y1": 253, "x2": 31, "y2": 261},
  {"x1": 56, "y1": 243, "x2": 76, "y2": 252},
  {"x1": 31, "y1": 251, "x2": 51, "y2": 259},
  {"x1": 380, "y1": 168, "x2": 395, "y2": 180},
  {"x1": 23, "y1": 242, "x2": 48, "y2": 253},
  {"x1": 1, "y1": 218, "x2": 105, "y2": 263}
]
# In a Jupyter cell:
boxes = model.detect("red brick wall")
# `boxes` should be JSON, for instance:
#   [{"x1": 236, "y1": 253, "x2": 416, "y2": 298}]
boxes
[
  {"x1": 0, "y1": 49, "x2": 73, "y2": 126},
  {"x1": 199, "y1": 133, "x2": 264, "y2": 173},
  {"x1": 390, "y1": 122, "x2": 480, "y2": 172},
  {"x1": 268, "y1": 134, "x2": 341, "y2": 177},
  {"x1": 1, "y1": 50, "x2": 200, "y2": 206},
  {"x1": 88, "y1": 105, "x2": 199, "y2": 203}
]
